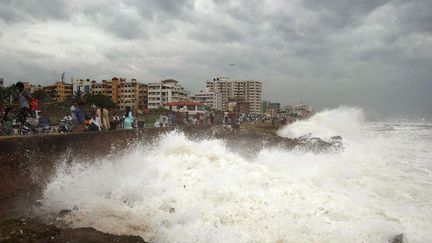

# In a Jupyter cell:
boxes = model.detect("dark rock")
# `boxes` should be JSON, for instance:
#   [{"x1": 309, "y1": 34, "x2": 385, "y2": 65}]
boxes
[
  {"x1": 58, "y1": 210, "x2": 72, "y2": 217},
  {"x1": 390, "y1": 234, "x2": 407, "y2": 243},
  {"x1": 0, "y1": 218, "x2": 146, "y2": 243}
]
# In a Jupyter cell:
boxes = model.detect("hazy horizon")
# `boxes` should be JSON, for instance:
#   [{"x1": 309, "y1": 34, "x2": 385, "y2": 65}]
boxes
[{"x1": 1, "y1": 0, "x2": 431, "y2": 118}]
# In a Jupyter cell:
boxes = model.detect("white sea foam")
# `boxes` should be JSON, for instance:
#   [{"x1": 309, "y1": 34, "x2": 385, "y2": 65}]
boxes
[
  {"x1": 277, "y1": 106, "x2": 365, "y2": 141},
  {"x1": 40, "y1": 107, "x2": 432, "y2": 242}
]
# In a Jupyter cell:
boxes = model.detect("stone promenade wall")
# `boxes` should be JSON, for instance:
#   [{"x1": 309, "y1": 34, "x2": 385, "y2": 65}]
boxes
[{"x1": 0, "y1": 129, "x2": 167, "y2": 217}]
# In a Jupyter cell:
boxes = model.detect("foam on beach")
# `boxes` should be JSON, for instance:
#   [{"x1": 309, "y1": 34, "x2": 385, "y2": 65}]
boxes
[{"x1": 40, "y1": 107, "x2": 432, "y2": 242}]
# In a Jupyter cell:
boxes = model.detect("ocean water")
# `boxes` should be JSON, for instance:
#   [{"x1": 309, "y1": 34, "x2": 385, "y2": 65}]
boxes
[{"x1": 40, "y1": 107, "x2": 432, "y2": 242}]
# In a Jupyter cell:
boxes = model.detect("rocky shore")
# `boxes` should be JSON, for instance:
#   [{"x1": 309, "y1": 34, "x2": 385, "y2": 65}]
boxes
[{"x1": 0, "y1": 218, "x2": 145, "y2": 242}]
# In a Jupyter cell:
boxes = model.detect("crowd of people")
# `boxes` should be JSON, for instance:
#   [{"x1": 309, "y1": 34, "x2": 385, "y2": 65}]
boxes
[
  {"x1": 0, "y1": 82, "x2": 147, "y2": 135},
  {"x1": 0, "y1": 82, "x2": 37, "y2": 135},
  {"x1": 57, "y1": 102, "x2": 142, "y2": 133},
  {"x1": 1, "y1": 82, "x2": 304, "y2": 136}
]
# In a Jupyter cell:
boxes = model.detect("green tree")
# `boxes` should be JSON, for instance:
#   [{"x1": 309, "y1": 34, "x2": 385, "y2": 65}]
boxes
[
  {"x1": 0, "y1": 85, "x2": 17, "y2": 104},
  {"x1": 83, "y1": 94, "x2": 116, "y2": 108},
  {"x1": 32, "y1": 90, "x2": 52, "y2": 103}
]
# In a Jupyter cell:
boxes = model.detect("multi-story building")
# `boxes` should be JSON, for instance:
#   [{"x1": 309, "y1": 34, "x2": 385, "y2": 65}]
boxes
[
  {"x1": 73, "y1": 79, "x2": 93, "y2": 96},
  {"x1": 92, "y1": 79, "x2": 113, "y2": 97},
  {"x1": 227, "y1": 97, "x2": 250, "y2": 113},
  {"x1": 164, "y1": 101, "x2": 207, "y2": 115},
  {"x1": 206, "y1": 77, "x2": 262, "y2": 114},
  {"x1": 43, "y1": 81, "x2": 72, "y2": 101},
  {"x1": 262, "y1": 101, "x2": 281, "y2": 115},
  {"x1": 148, "y1": 79, "x2": 189, "y2": 109},
  {"x1": 283, "y1": 104, "x2": 314, "y2": 119},
  {"x1": 111, "y1": 77, "x2": 119, "y2": 104},
  {"x1": 72, "y1": 77, "x2": 148, "y2": 110},
  {"x1": 191, "y1": 89, "x2": 222, "y2": 110},
  {"x1": 117, "y1": 78, "x2": 147, "y2": 111},
  {"x1": 0, "y1": 77, "x2": 4, "y2": 88}
]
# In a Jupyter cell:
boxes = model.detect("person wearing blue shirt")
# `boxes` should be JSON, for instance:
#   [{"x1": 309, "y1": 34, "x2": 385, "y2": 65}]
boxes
[{"x1": 74, "y1": 102, "x2": 84, "y2": 132}]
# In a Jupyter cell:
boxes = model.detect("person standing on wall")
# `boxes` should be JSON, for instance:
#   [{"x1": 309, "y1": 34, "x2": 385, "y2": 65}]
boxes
[
  {"x1": 70, "y1": 101, "x2": 77, "y2": 131},
  {"x1": 15, "y1": 82, "x2": 32, "y2": 127},
  {"x1": 74, "y1": 101, "x2": 84, "y2": 132},
  {"x1": 96, "y1": 105, "x2": 110, "y2": 131},
  {"x1": 123, "y1": 106, "x2": 133, "y2": 129},
  {"x1": 136, "y1": 108, "x2": 145, "y2": 129}
]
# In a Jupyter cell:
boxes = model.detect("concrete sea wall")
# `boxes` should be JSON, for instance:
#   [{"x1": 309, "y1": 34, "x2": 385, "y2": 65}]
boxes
[
  {"x1": 0, "y1": 129, "x2": 167, "y2": 218},
  {"x1": 0, "y1": 127, "x2": 300, "y2": 219}
]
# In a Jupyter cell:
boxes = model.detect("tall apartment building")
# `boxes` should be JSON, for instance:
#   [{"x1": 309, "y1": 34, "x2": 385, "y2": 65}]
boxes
[
  {"x1": 206, "y1": 77, "x2": 262, "y2": 114},
  {"x1": 117, "y1": 78, "x2": 147, "y2": 111},
  {"x1": 43, "y1": 81, "x2": 73, "y2": 101},
  {"x1": 72, "y1": 77, "x2": 147, "y2": 110},
  {"x1": 0, "y1": 77, "x2": 4, "y2": 88},
  {"x1": 92, "y1": 79, "x2": 113, "y2": 97},
  {"x1": 191, "y1": 89, "x2": 222, "y2": 110},
  {"x1": 148, "y1": 79, "x2": 189, "y2": 109}
]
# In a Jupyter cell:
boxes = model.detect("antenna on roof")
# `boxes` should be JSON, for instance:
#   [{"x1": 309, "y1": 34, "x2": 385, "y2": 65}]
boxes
[{"x1": 61, "y1": 71, "x2": 65, "y2": 83}]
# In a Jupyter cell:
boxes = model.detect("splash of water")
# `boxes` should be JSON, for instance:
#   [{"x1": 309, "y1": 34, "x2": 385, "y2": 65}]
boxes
[
  {"x1": 277, "y1": 106, "x2": 365, "y2": 141},
  {"x1": 40, "y1": 108, "x2": 432, "y2": 242}
]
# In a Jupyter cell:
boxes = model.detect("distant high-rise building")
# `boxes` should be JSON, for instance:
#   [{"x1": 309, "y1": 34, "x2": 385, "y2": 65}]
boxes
[
  {"x1": 191, "y1": 89, "x2": 222, "y2": 110},
  {"x1": 206, "y1": 77, "x2": 262, "y2": 114},
  {"x1": 0, "y1": 77, "x2": 4, "y2": 88},
  {"x1": 147, "y1": 79, "x2": 189, "y2": 109}
]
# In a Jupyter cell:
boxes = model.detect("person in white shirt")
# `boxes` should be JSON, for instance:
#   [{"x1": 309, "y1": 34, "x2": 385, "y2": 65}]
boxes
[{"x1": 89, "y1": 115, "x2": 101, "y2": 132}]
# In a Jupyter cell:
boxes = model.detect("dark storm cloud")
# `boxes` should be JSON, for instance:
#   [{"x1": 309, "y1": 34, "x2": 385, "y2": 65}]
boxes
[
  {"x1": 395, "y1": 0, "x2": 432, "y2": 34},
  {"x1": 82, "y1": 4, "x2": 148, "y2": 40},
  {"x1": 188, "y1": 21, "x2": 245, "y2": 43},
  {"x1": 0, "y1": 0, "x2": 431, "y2": 117},
  {"x1": 213, "y1": 0, "x2": 265, "y2": 24},
  {"x1": 302, "y1": 0, "x2": 389, "y2": 23},
  {"x1": 127, "y1": 0, "x2": 194, "y2": 18},
  {"x1": 0, "y1": 0, "x2": 70, "y2": 23}
]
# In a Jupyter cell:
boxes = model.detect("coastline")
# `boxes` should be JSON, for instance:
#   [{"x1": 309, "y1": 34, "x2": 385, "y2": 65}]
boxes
[{"x1": 0, "y1": 124, "x2": 297, "y2": 242}]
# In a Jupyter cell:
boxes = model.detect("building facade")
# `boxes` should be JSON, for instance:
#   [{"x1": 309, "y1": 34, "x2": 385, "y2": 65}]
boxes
[
  {"x1": 164, "y1": 102, "x2": 207, "y2": 115},
  {"x1": 191, "y1": 89, "x2": 222, "y2": 110},
  {"x1": 117, "y1": 78, "x2": 147, "y2": 111},
  {"x1": 206, "y1": 77, "x2": 262, "y2": 114},
  {"x1": 148, "y1": 79, "x2": 189, "y2": 109},
  {"x1": 92, "y1": 79, "x2": 113, "y2": 97},
  {"x1": 73, "y1": 79, "x2": 93, "y2": 96},
  {"x1": 43, "y1": 81, "x2": 73, "y2": 101},
  {"x1": 72, "y1": 77, "x2": 148, "y2": 110},
  {"x1": 262, "y1": 101, "x2": 281, "y2": 116}
]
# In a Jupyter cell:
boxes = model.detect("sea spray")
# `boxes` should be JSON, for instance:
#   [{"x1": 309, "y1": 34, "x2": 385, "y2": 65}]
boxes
[
  {"x1": 277, "y1": 106, "x2": 365, "y2": 141},
  {"x1": 40, "y1": 108, "x2": 432, "y2": 242}
]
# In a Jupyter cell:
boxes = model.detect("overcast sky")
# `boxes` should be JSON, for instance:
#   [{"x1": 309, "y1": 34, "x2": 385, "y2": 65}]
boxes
[{"x1": 0, "y1": 0, "x2": 431, "y2": 117}]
